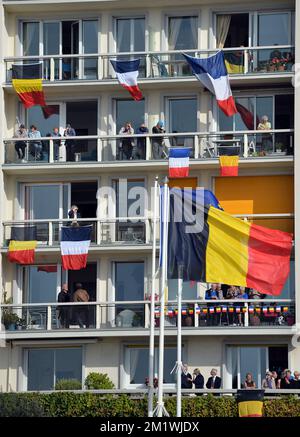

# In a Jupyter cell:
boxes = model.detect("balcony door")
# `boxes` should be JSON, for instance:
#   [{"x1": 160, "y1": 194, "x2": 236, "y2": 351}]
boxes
[{"x1": 167, "y1": 97, "x2": 197, "y2": 150}]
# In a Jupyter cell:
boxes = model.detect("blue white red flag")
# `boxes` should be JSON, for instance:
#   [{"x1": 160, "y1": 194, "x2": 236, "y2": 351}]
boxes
[
  {"x1": 168, "y1": 147, "x2": 190, "y2": 178},
  {"x1": 60, "y1": 226, "x2": 92, "y2": 270},
  {"x1": 110, "y1": 59, "x2": 143, "y2": 101},
  {"x1": 183, "y1": 51, "x2": 237, "y2": 116}
]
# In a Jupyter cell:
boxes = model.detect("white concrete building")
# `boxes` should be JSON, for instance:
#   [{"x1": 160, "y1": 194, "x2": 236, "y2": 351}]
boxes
[{"x1": 0, "y1": 0, "x2": 299, "y2": 392}]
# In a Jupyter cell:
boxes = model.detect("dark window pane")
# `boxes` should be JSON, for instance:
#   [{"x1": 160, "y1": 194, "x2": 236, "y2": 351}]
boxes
[
  {"x1": 115, "y1": 262, "x2": 144, "y2": 301},
  {"x1": 56, "y1": 348, "x2": 82, "y2": 383},
  {"x1": 116, "y1": 99, "x2": 145, "y2": 133},
  {"x1": 23, "y1": 22, "x2": 39, "y2": 56},
  {"x1": 28, "y1": 349, "x2": 54, "y2": 390}
]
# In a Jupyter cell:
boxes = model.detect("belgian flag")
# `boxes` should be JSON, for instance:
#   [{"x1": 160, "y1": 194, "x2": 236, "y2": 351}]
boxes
[
  {"x1": 167, "y1": 188, "x2": 293, "y2": 296},
  {"x1": 219, "y1": 155, "x2": 239, "y2": 176},
  {"x1": 12, "y1": 63, "x2": 46, "y2": 109},
  {"x1": 8, "y1": 226, "x2": 37, "y2": 265},
  {"x1": 224, "y1": 52, "x2": 244, "y2": 74},
  {"x1": 237, "y1": 389, "x2": 264, "y2": 417}
]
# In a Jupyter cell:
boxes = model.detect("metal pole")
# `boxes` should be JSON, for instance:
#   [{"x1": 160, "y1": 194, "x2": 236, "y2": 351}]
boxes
[
  {"x1": 177, "y1": 267, "x2": 183, "y2": 417},
  {"x1": 148, "y1": 177, "x2": 159, "y2": 417},
  {"x1": 154, "y1": 177, "x2": 169, "y2": 417}
]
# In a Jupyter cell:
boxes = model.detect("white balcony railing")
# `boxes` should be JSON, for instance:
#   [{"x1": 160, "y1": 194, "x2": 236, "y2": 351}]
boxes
[
  {"x1": 4, "y1": 46, "x2": 295, "y2": 82},
  {"x1": 0, "y1": 299, "x2": 295, "y2": 333},
  {"x1": 4, "y1": 129, "x2": 294, "y2": 165}
]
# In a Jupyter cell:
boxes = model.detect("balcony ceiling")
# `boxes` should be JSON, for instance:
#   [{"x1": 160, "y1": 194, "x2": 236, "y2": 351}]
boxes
[{"x1": 3, "y1": 0, "x2": 294, "y2": 13}]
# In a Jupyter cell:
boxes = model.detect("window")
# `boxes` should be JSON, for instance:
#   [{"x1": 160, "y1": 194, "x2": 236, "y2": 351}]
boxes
[
  {"x1": 167, "y1": 97, "x2": 197, "y2": 149},
  {"x1": 22, "y1": 22, "x2": 39, "y2": 56},
  {"x1": 116, "y1": 18, "x2": 145, "y2": 76},
  {"x1": 116, "y1": 99, "x2": 145, "y2": 134},
  {"x1": 124, "y1": 346, "x2": 177, "y2": 386},
  {"x1": 226, "y1": 345, "x2": 288, "y2": 389},
  {"x1": 114, "y1": 262, "x2": 145, "y2": 327},
  {"x1": 23, "y1": 265, "x2": 61, "y2": 303},
  {"x1": 27, "y1": 347, "x2": 82, "y2": 390},
  {"x1": 168, "y1": 16, "x2": 198, "y2": 50}
]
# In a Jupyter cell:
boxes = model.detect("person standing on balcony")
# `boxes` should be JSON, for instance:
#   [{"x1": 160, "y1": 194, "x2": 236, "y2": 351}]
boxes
[
  {"x1": 135, "y1": 122, "x2": 149, "y2": 159},
  {"x1": 14, "y1": 124, "x2": 28, "y2": 161},
  {"x1": 242, "y1": 372, "x2": 256, "y2": 389},
  {"x1": 119, "y1": 121, "x2": 134, "y2": 160},
  {"x1": 57, "y1": 283, "x2": 71, "y2": 328},
  {"x1": 68, "y1": 204, "x2": 81, "y2": 226},
  {"x1": 28, "y1": 125, "x2": 43, "y2": 160},
  {"x1": 64, "y1": 123, "x2": 76, "y2": 162},
  {"x1": 206, "y1": 368, "x2": 222, "y2": 390},
  {"x1": 193, "y1": 368, "x2": 204, "y2": 394},
  {"x1": 181, "y1": 364, "x2": 193, "y2": 389},
  {"x1": 152, "y1": 120, "x2": 166, "y2": 159},
  {"x1": 257, "y1": 115, "x2": 272, "y2": 154},
  {"x1": 51, "y1": 127, "x2": 62, "y2": 161},
  {"x1": 72, "y1": 282, "x2": 90, "y2": 328}
]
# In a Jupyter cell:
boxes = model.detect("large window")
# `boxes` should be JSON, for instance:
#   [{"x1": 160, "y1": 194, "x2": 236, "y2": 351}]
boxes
[
  {"x1": 23, "y1": 265, "x2": 61, "y2": 303},
  {"x1": 26, "y1": 347, "x2": 82, "y2": 390},
  {"x1": 168, "y1": 16, "x2": 198, "y2": 50},
  {"x1": 116, "y1": 99, "x2": 145, "y2": 135},
  {"x1": 167, "y1": 97, "x2": 197, "y2": 149},
  {"x1": 225, "y1": 345, "x2": 288, "y2": 389},
  {"x1": 123, "y1": 346, "x2": 177, "y2": 386},
  {"x1": 116, "y1": 18, "x2": 145, "y2": 53},
  {"x1": 114, "y1": 262, "x2": 145, "y2": 327}
]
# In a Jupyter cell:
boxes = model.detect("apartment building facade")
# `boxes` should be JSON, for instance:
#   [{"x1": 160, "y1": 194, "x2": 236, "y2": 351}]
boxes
[{"x1": 0, "y1": 0, "x2": 299, "y2": 393}]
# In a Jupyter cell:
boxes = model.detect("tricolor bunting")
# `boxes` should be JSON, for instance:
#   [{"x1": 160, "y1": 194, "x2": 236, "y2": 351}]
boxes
[
  {"x1": 60, "y1": 226, "x2": 92, "y2": 270},
  {"x1": 110, "y1": 59, "x2": 143, "y2": 101},
  {"x1": 167, "y1": 188, "x2": 292, "y2": 296},
  {"x1": 183, "y1": 51, "x2": 237, "y2": 116},
  {"x1": 12, "y1": 63, "x2": 46, "y2": 109},
  {"x1": 169, "y1": 148, "x2": 191, "y2": 178},
  {"x1": 8, "y1": 226, "x2": 37, "y2": 265},
  {"x1": 219, "y1": 155, "x2": 239, "y2": 176}
]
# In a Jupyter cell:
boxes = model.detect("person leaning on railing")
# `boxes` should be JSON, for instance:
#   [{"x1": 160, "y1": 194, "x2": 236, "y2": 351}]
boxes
[
  {"x1": 14, "y1": 123, "x2": 28, "y2": 161},
  {"x1": 151, "y1": 121, "x2": 167, "y2": 159}
]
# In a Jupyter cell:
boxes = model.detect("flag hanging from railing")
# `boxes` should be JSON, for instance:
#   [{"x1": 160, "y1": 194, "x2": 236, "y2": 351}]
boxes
[
  {"x1": 237, "y1": 389, "x2": 264, "y2": 417},
  {"x1": 167, "y1": 188, "x2": 293, "y2": 296},
  {"x1": 12, "y1": 63, "x2": 46, "y2": 109},
  {"x1": 169, "y1": 147, "x2": 191, "y2": 178},
  {"x1": 219, "y1": 155, "x2": 239, "y2": 176},
  {"x1": 110, "y1": 59, "x2": 143, "y2": 101},
  {"x1": 60, "y1": 226, "x2": 92, "y2": 270},
  {"x1": 183, "y1": 51, "x2": 237, "y2": 116},
  {"x1": 7, "y1": 226, "x2": 37, "y2": 264}
]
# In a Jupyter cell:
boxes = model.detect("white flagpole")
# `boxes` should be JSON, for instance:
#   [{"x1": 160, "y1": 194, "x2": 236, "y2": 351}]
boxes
[
  {"x1": 148, "y1": 177, "x2": 159, "y2": 417},
  {"x1": 154, "y1": 177, "x2": 169, "y2": 417},
  {"x1": 177, "y1": 267, "x2": 183, "y2": 417}
]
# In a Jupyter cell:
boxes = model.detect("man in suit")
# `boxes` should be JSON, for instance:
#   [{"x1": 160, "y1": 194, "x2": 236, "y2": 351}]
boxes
[
  {"x1": 206, "y1": 368, "x2": 222, "y2": 390},
  {"x1": 181, "y1": 363, "x2": 193, "y2": 389}
]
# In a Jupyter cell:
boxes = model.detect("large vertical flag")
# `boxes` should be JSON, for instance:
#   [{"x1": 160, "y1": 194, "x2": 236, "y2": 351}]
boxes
[
  {"x1": 169, "y1": 148, "x2": 191, "y2": 178},
  {"x1": 7, "y1": 226, "x2": 37, "y2": 264},
  {"x1": 12, "y1": 63, "x2": 46, "y2": 108},
  {"x1": 110, "y1": 59, "x2": 143, "y2": 101},
  {"x1": 183, "y1": 52, "x2": 237, "y2": 116},
  {"x1": 60, "y1": 226, "x2": 92, "y2": 270},
  {"x1": 219, "y1": 155, "x2": 239, "y2": 176},
  {"x1": 237, "y1": 390, "x2": 264, "y2": 417},
  {"x1": 167, "y1": 188, "x2": 293, "y2": 296}
]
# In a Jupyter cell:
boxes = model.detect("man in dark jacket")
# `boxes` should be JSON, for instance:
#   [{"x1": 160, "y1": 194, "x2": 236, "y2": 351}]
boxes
[
  {"x1": 206, "y1": 368, "x2": 222, "y2": 389},
  {"x1": 57, "y1": 283, "x2": 71, "y2": 328},
  {"x1": 72, "y1": 282, "x2": 90, "y2": 328},
  {"x1": 181, "y1": 363, "x2": 193, "y2": 389}
]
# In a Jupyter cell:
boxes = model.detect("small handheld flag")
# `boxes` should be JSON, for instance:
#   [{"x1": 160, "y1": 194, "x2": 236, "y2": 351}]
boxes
[
  {"x1": 169, "y1": 147, "x2": 190, "y2": 178},
  {"x1": 110, "y1": 59, "x2": 143, "y2": 101},
  {"x1": 12, "y1": 63, "x2": 46, "y2": 109},
  {"x1": 60, "y1": 226, "x2": 92, "y2": 270},
  {"x1": 219, "y1": 155, "x2": 239, "y2": 176},
  {"x1": 183, "y1": 51, "x2": 237, "y2": 117}
]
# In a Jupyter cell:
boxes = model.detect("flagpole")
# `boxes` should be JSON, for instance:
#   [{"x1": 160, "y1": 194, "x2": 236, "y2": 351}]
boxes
[
  {"x1": 177, "y1": 265, "x2": 183, "y2": 417},
  {"x1": 148, "y1": 177, "x2": 159, "y2": 417},
  {"x1": 153, "y1": 177, "x2": 169, "y2": 417}
]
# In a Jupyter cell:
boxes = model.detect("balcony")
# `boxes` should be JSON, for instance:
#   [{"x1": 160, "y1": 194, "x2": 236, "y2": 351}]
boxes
[
  {"x1": 0, "y1": 299, "x2": 295, "y2": 336},
  {"x1": 3, "y1": 129, "x2": 294, "y2": 167},
  {"x1": 2, "y1": 218, "x2": 149, "y2": 248},
  {"x1": 3, "y1": 46, "x2": 295, "y2": 85}
]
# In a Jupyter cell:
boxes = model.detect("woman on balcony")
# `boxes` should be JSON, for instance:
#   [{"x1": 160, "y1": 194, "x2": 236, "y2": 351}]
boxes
[{"x1": 119, "y1": 121, "x2": 134, "y2": 160}]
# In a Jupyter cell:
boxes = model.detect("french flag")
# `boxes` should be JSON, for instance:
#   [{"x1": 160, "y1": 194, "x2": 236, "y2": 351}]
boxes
[
  {"x1": 169, "y1": 147, "x2": 190, "y2": 178},
  {"x1": 183, "y1": 51, "x2": 237, "y2": 117},
  {"x1": 110, "y1": 59, "x2": 143, "y2": 101},
  {"x1": 60, "y1": 226, "x2": 92, "y2": 270}
]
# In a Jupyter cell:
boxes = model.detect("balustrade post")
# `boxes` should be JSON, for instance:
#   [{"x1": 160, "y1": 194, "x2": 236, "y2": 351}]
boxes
[
  {"x1": 194, "y1": 135, "x2": 199, "y2": 159},
  {"x1": 97, "y1": 138, "x2": 102, "y2": 162},
  {"x1": 243, "y1": 133, "x2": 248, "y2": 157},
  {"x1": 145, "y1": 54, "x2": 151, "y2": 78},
  {"x1": 244, "y1": 302, "x2": 249, "y2": 327},
  {"x1": 146, "y1": 136, "x2": 151, "y2": 160},
  {"x1": 194, "y1": 303, "x2": 199, "y2": 327},
  {"x1": 47, "y1": 306, "x2": 52, "y2": 330},
  {"x1": 96, "y1": 304, "x2": 101, "y2": 329},
  {"x1": 96, "y1": 220, "x2": 101, "y2": 245},
  {"x1": 50, "y1": 58, "x2": 55, "y2": 81},
  {"x1": 98, "y1": 55, "x2": 103, "y2": 80},
  {"x1": 49, "y1": 139, "x2": 54, "y2": 163},
  {"x1": 244, "y1": 49, "x2": 249, "y2": 74},
  {"x1": 48, "y1": 221, "x2": 53, "y2": 246},
  {"x1": 145, "y1": 302, "x2": 150, "y2": 328}
]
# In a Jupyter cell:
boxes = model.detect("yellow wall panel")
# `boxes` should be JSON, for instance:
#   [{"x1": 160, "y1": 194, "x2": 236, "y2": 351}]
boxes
[
  {"x1": 169, "y1": 177, "x2": 197, "y2": 188},
  {"x1": 215, "y1": 176, "x2": 294, "y2": 214}
]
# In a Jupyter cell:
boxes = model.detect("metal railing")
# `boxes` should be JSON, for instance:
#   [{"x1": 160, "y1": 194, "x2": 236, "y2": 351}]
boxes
[
  {"x1": 4, "y1": 46, "x2": 295, "y2": 82},
  {"x1": 0, "y1": 299, "x2": 295, "y2": 332},
  {"x1": 3, "y1": 217, "x2": 149, "y2": 246},
  {"x1": 4, "y1": 129, "x2": 294, "y2": 164}
]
